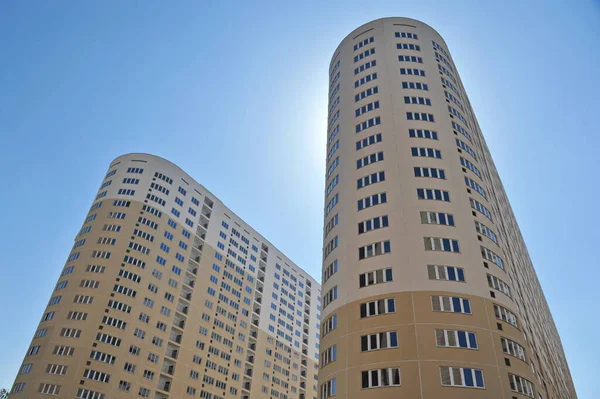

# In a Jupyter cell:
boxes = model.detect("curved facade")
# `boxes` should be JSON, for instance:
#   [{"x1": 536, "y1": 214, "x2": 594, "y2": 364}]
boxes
[
  {"x1": 319, "y1": 18, "x2": 576, "y2": 399},
  {"x1": 10, "y1": 154, "x2": 321, "y2": 399}
]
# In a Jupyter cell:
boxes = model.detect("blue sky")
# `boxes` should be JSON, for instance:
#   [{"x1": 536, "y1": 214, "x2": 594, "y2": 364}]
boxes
[{"x1": 0, "y1": 0, "x2": 598, "y2": 396}]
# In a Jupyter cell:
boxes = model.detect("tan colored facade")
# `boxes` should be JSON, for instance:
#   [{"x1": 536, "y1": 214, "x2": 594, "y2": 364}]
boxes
[
  {"x1": 319, "y1": 17, "x2": 576, "y2": 399},
  {"x1": 10, "y1": 154, "x2": 320, "y2": 399}
]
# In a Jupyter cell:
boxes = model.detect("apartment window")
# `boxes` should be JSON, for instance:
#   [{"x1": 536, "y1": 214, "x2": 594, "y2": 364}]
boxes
[
  {"x1": 361, "y1": 331, "x2": 398, "y2": 351},
  {"x1": 323, "y1": 236, "x2": 338, "y2": 259},
  {"x1": 118, "y1": 381, "x2": 131, "y2": 392},
  {"x1": 417, "y1": 188, "x2": 450, "y2": 202},
  {"x1": 440, "y1": 366, "x2": 484, "y2": 388},
  {"x1": 358, "y1": 215, "x2": 389, "y2": 234},
  {"x1": 487, "y1": 274, "x2": 511, "y2": 297},
  {"x1": 322, "y1": 260, "x2": 338, "y2": 283},
  {"x1": 470, "y1": 198, "x2": 493, "y2": 220},
  {"x1": 424, "y1": 237, "x2": 460, "y2": 253},
  {"x1": 354, "y1": 72, "x2": 377, "y2": 88},
  {"x1": 127, "y1": 167, "x2": 144, "y2": 174},
  {"x1": 361, "y1": 367, "x2": 401, "y2": 388},
  {"x1": 460, "y1": 157, "x2": 480, "y2": 177},
  {"x1": 356, "y1": 132, "x2": 382, "y2": 150},
  {"x1": 320, "y1": 345, "x2": 337, "y2": 367},
  {"x1": 420, "y1": 211, "x2": 454, "y2": 226},
  {"x1": 323, "y1": 286, "x2": 338, "y2": 308},
  {"x1": 53, "y1": 345, "x2": 75, "y2": 356},
  {"x1": 404, "y1": 96, "x2": 431, "y2": 105},
  {"x1": 402, "y1": 81, "x2": 428, "y2": 91},
  {"x1": 354, "y1": 60, "x2": 377, "y2": 75},
  {"x1": 414, "y1": 167, "x2": 445, "y2": 179},
  {"x1": 354, "y1": 47, "x2": 375, "y2": 63},
  {"x1": 39, "y1": 383, "x2": 61, "y2": 395},
  {"x1": 400, "y1": 68, "x2": 425, "y2": 76},
  {"x1": 353, "y1": 36, "x2": 374, "y2": 51},
  {"x1": 41, "y1": 310, "x2": 54, "y2": 321},
  {"x1": 83, "y1": 368, "x2": 111, "y2": 383},
  {"x1": 357, "y1": 171, "x2": 385, "y2": 189},
  {"x1": 431, "y1": 296, "x2": 471, "y2": 314},
  {"x1": 324, "y1": 214, "x2": 338, "y2": 237},
  {"x1": 396, "y1": 32, "x2": 418, "y2": 39},
  {"x1": 475, "y1": 221, "x2": 498, "y2": 243},
  {"x1": 396, "y1": 43, "x2": 420, "y2": 51},
  {"x1": 67, "y1": 311, "x2": 88, "y2": 321},
  {"x1": 325, "y1": 193, "x2": 338, "y2": 216},
  {"x1": 357, "y1": 192, "x2": 387, "y2": 211},
  {"x1": 398, "y1": 55, "x2": 423, "y2": 63},
  {"x1": 501, "y1": 337, "x2": 527, "y2": 361},
  {"x1": 357, "y1": 151, "x2": 383, "y2": 169},
  {"x1": 436, "y1": 329, "x2": 478, "y2": 349},
  {"x1": 412, "y1": 147, "x2": 441, "y2": 158},
  {"x1": 359, "y1": 268, "x2": 393, "y2": 288},
  {"x1": 46, "y1": 363, "x2": 68, "y2": 375},
  {"x1": 355, "y1": 116, "x2": 381, "y2": 133},
  {"x1": 509, "y1": 374, "x2": 534, "y2": 397},
  {"x1": 481, "y1": 246, "x2": 504, "y2": 268},
  {"x1": 327, "y1": 140, "x2": 339, "y2": 162},
  {"x1": 427, "y1": 265, "x2": 465, "y2": 282},
  {"x1": 326, "y1": 157, "x2": 339, "y2": 177},
  {"x1": 322, "y1": 314, "x2": 338, "y2": 336},
  {"x1": 358, "y1": 240, "x2": 391, "y2": 260},
  {"x1": 139, "y1": 387, "x2": 150, "y2": 397},
  {"x1": 409, "y1": 128, "x2": 437, "y2": 140},
  {"x1": 360, "y1": 298, "x2": 395, "y2": 318},
  {"x1": 11, "y1": 382, "x2": 26, "y2": 393},
  {"x1": 465, "y1": 176, "x2": 486, "y2": 198},
  {"x1": 20, "y1": 363, "x2": 33, "y2": 374},
  {"x1": 321, "y1": 378, "x2": 337, "y2": 399},
  {"x1": 355, "y1": 100, "x2": 380, "y2": 117},
  {"x1": 355, "y1": 86, "x2": 379, "y2": 102}
]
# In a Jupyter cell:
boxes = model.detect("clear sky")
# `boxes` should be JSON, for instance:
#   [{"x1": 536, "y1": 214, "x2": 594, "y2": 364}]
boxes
[{"x1": 0, "y1": 0, "x2": 598, "y2": 396}]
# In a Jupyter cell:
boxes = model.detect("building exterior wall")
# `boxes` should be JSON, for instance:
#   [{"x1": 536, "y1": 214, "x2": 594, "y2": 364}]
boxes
[
  {"x1": 10, "y1": 153, "x2": 320, "y2": 399},
  {"x1": 319, "y1": 17, "x2": 576, "y2": 399}
]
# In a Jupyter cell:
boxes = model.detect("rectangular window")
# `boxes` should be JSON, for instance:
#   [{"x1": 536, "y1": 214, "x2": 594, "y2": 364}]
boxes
[
  {"x1": 406, "y1": 112, "x2": 434, "y2": 122},
  {"x1": 357, "y1": 171, "x2": 385, "y2": 189},
  {"x1": 465, "y1": 176, "x2": 486, "y2": 198},
  {"x1": 475, "y1": 221, "x2": 497, "y2": 243},
  {"x1": 355, "y1": 116, "x2": 381, "y2": 133},
  {"x1": 398, "y1": 55, "x2": 423, "y2": 63},
  {"x1": 354, "y1": 47, "x2": 375, "y2": 63},
  {"x1": 404, "y1": 96, "x2": 431, "y2": 105},
  {"x1": 356, "y1": 151, "x2": 383, "y2": 169},
  {"x1": 357, "y1": 192, "x2": 387, "y2": 211},
  {"x1": 322, "y1": 314, "x2": 338, "y2": 336},
  {"x1": 424, "y1": 237, "x2": 460, "y2": 253},
  {"x1": 322, "y1": 260, "x2": 338, "y2": 283},
  {"x1": 435, "y1": 329, "x2": 478, "y2": 349},
  {"x1": 402, "y1": 81, "x2": 428, "y2": 90},
  {"x1": 431, "y1": 295, "x2": 471, "y2": 314},
  {"x1": 356, "y1": 132, "x2": 382, "y2": 150},
  {"x1": 360, "y1": 298, "x2": 395, "y2": 318},
  {"x1": 361, "y1": 331, "x2": 398, "y2": 351},
  {"x1": 320, "y1": 378, "x2": 337, "y2": 399},
  {"x1": 320, "y1": 345, "x2": 337, "y2": 367},
  {"x1": 324, "y1": 214, "x2": 338, "y2": 237},
  {"x1": 358, "y1": 240, "x2": 391, "y2": 260},
  {"x1": 323, "y1": 236, "x2": 338, "y2": 259},
  {"x1": 353, "y1": 36, "x2": 374, "y2": 51},
  {"x1": 323, "y1": 286, "x2": 338, "y2": 308},
  {"x1": 325, "y1": 193, "x2": 339, "y2": 216},
  {"x1": 355, "y1": 86, "x2": 379, "y2": 102},
  {"x1": 440, "y1": 366, "x2": 484, "y2": 388},
  {"x1": 354, "y1": 72, "x2": 377, "y2": 88},
  {"x1": 400, "y1": 68, "x2": 425, "y2": 76},
  {"x1": 414, "y1": 167, "x2": 445, "y2": 179},
  {"x1": 361, "y1": 367, "x2": 401, "y2": 388},
  {"x1": 326, "y1": 157, "x2": 339, "y2": 177},
  {"x1": 501, "y1": 337, "x2": 527, "y2": 361},
  {"x1": 355, "y1": 101, "x2": 380, "y2": 117},
  {"x1": 509, "y1": 374, "x2": 534, "y2": 397},
  {"x1": 359, "y1": 268, "x2": 393, "y2": 288},
  {"x1": 411, "y1": 147, "x2": 441, "y2": 158},
  {"x1": 326, "y1": 175, "x2": 339, "y2": 195},
  {"x1": 470, "y1": 198, "x2": 493, "y2": 221},
  {"x1": 354, "y1": 60, "x2": 376, "y2": 76},
  {"x1": 417, "y1": 188, "x2": 450, "y2": 202},
  {"x1": 409, "y1": 128, "x2": 437, "y2": 140},
  {"x1": 420, "y1": 211, "x2": 454, "y2": 226},
  {"x1": 487, "y1": 274, "x2": 511, "y2": 297},
  {"x1": 358, "y1": 215, "x2": 389, "y2": 234},
  {"x1": 395, "y1": 32, "x2": 418, "y2": 39},
  {"x1": 481, "y1": 246, "x2": 503, "y2": 269},
  {"x1": 396, "y1": 43, "x2": 420, "y2": 51},
  {"x1": 427, "y1": 265, "x2": 465, "y2": 282}
]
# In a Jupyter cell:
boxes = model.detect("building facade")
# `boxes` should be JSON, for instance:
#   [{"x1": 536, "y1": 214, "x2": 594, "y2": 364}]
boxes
[
  {"x1": 10, "y1": 154, "x2": 320, "y2": 399},
  {"x1": 319, "y1": 17, "x2": 576, "y2": 399}
]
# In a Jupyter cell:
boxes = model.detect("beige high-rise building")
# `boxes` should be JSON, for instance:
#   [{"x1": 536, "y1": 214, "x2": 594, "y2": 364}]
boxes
[
  {"x1": 10, "y1": 154, "x2": 321, "y2": 399},
  {"x1": 318, "y1": 17, "x2": 576, "y2": 399}
]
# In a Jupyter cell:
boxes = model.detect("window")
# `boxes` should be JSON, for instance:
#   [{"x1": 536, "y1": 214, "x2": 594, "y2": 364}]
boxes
[
  {"x1": 404, "y1": 96, "x2": 431, "y2": 105},
  {"x1": 440, "y1": 366, "x2": 484, "y2": 388},
  {"x1": 396, "y1": 31, "x2": 418, "y2": 39},
  {"x1": 475, "y1": 221, "x2": 498, "y2": 243},
  {"x1": 398, "y1": 55, "x2": 422, "y2": 63},
  {"x1": 355, "y1": 100, "x2": 380, "y2": 117},
  {"x1": 414, "y1": 167, "x2": 445, "y2": 179},
  {"x1": 400, "y1": 68, "x2": 425, "y2": 76},
  {"x1": 412, "y1": 147, "x2": 441, "y2": 158},
  {"x1": 118, "y1": 381, "x2": 131, "y2": 392},
  {"x1": 435, "y1": 329, "x2": 478, "y2": 349},
  {"x1": 357, "y1": 192, "x2": 387, "y2": 211},
  {"x1": 326, "y1": 157, "x2": 339, "y2": 177},
  {"x1": 321, "y1": 378, "x2": 336, "y2": 399},
  {"x1": 154, "y1": 171, "x2": 173, "y2": 184},
  {"x1": 323, "y1": 236, "x2": 338, "y2": 259},
  {"x1": 360, "y1": 298, "x2": 395, "y2": 318},
  {"x1": 424, "y1": 237, "x2": 460, "y2": 253},
  {"x1": 322, "y1": 259, "x2": 338, "y2": 283},
  {"x1": 39, "y1": 383, "x2": 61, "y2": 395},
  {"x1": 481, "y1": 246, "x2": 504, "y2": 268},
  {"x1": 487, "y1": 274, "x2": 511, "y2": 297},
  {"x1": 354, "y1": 47, "x2": 375, "y2": 63},
  {"x1": 354, "y1": 60, "x2": 377, "y2": 78},
  {"x1": 322, "y1": 314, "x2": 337, "y2": 336},
  {"x1": 325, "y1": 193, "x2": 338, "y2": 216},
  {"x1": 465, "y1": 176, "x2": 486, "y2": 198},
  {"x1": 420, "y1": 211, "x2": 454, "y2": 226},
  {"x1": 47, "y1": 363, "x2": 69, "y2": 375},
  {"x1": 323, "y1": 286, "x2": 338, "y2": 308},
  {"x1": 509, "y1": 374, "x2": 534, "y2": 397},
  {"x1": 359, "y1": 268, "x2": 393, "y2": 288},
  {"x1": 355, "y1": 86, "x2": 379, "y2": 102},
  {"x1": 11, "y1": 382, "x2": 26, "y2": 393},
  {"x1": 501, "y1": 337, "x2": 526, "y2": 361},
  {"x1": 427, "y1": 265, "x2": 465, "y2": 282},
  {"x1": 417, "y1": 188, "x2": 450, "y2": 202},
  {"x1": 356, "y1": 132, "x2": 382, "y2": 150},
  {"x1": 324, "y1": 213, "x2": 338, "y2": 237},
  {"x1": 409, "y1": 128, "x2": 437, "y2": 140},
  {"x1": 327, "y1": 141, "x2": 339, "y2": 162},
  {"x1": 396, "y1": 42, "x2": 420, "y2": 51},
  {"x1": 470, "y1": 198, "x2": 493, "y2": 220},
  {"x1": 20, "y1": 363, "x2": 33, "y2": 374},
  {"x1": 402, "y1": 81, "x2": 428, "y2": 90},
  {"x1": 406, "y1": 112, "x2": 434, "y2": 122},
  {"x1": 356, "y1": 151, "x2": 383, "y2": 169},
  {"x1": 326, "y1": 175, "x2": 339, "y2": 195},
  {"x1": 361, "y1": 331, "x2": 398, "y2": 351},
  {"x1": 358, "y1": 215, "x2": 389, "y2": 234},
  {"x1": 53, "y1": 345, "x2": 75, "y2": 356},
  {"x1": 357, "y1": 171, "x2": 385, "y2": 189},
  {"x1": 358, "y1": 240, "x2": 391, "y2": 260},
  {"x1": 127, "y1": 167, "x2": 144, "y2": 174},
  {"x1": 361, "y1": 367, "x2": 401, "y2": 388},
  {"x1": 117, "y1": 188, "x2": 135, "y2": 196},
  {"x1": 355, "y1": 116, "x2": 381, "y2": 133},
  {"x1": 431, "y1": 296, "x2": 471, "y2": 314},
  {"x1": 320, "y1": 345, "x2": 337, "y2": 367},
  {"x1": 353, "y1": 36, "x2": 374, "y2": 51},
  {"x1": 83, "y1": 368, "x2": 111, "y2": 383}
]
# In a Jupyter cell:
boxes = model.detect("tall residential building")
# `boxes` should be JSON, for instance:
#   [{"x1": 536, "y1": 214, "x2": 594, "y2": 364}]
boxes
[
  {"x1": 10, "y1": 154, "x2": 321, "y2": 399},
  {"x1": 319, "y1": 17, "x2": 576, "y2": 399}
]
